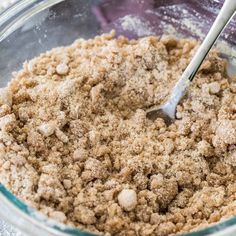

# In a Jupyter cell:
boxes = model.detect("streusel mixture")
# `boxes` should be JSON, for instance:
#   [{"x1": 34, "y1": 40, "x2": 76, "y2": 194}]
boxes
[{"x1": 1, "y1": 31, "x2": 236, "y2": 235}]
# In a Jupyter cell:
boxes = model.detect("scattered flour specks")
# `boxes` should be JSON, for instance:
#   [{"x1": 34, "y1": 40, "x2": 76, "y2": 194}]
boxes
[{"x1": 120, "y1": 15, "x2": 155, "y2": 37}]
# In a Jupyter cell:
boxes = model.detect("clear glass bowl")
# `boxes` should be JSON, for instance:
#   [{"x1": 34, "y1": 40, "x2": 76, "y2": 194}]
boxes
[{"x1": 0, "y1": 0, "x2": 236, "y2": 235}]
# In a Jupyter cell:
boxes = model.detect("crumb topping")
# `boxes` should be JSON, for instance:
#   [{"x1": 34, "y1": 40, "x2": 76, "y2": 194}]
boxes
[{"x1": 0, "y1": 31, "x2": 236, "y2": 236}]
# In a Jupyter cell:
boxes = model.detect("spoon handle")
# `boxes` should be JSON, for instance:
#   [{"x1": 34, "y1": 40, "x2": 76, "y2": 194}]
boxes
[{"x1": 168, "y1": 0, "x2": 236, "y2": 110}]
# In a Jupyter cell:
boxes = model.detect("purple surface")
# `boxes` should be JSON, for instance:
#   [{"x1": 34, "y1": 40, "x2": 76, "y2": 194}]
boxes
[{"x1": 93, "y1": 0, "x2": 236, "y2": 44}]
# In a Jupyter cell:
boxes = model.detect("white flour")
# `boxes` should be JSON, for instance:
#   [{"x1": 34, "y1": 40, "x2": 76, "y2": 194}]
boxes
[{"x1": 120, "y1": 15, "x2": 155, "y2": 37}]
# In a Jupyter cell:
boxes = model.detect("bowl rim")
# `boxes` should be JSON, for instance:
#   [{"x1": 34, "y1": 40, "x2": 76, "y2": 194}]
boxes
[
  {"x1": 0, "y1": 0, "x2": 64, "y2": 42},
  {"x1": 0, "y1": 184, "x2": 94, "y2": 236},
  {"x1": 1, "y1": 0, "x2": 236, "y2": 235}
]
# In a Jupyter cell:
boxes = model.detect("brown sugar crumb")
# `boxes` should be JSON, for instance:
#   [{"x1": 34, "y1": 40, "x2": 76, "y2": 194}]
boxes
[{"x1": 1, "y1": 31, "x2": 236, "y2": 236}]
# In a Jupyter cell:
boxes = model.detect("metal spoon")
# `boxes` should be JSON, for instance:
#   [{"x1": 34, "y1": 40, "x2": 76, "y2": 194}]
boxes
[{"x1": 146, "y1": 0, "x2": 236, "y2": 124}]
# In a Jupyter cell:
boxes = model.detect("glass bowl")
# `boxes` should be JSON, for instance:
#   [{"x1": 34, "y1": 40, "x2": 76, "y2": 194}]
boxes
[{"x1": 0, "y1": 0, "x2": 236, "y2": 235}]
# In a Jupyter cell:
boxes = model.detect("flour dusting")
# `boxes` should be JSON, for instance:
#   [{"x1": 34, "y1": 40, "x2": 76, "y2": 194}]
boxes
[{"x1": 120, "y1": 15, "x2": 155, "y2": 37}]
